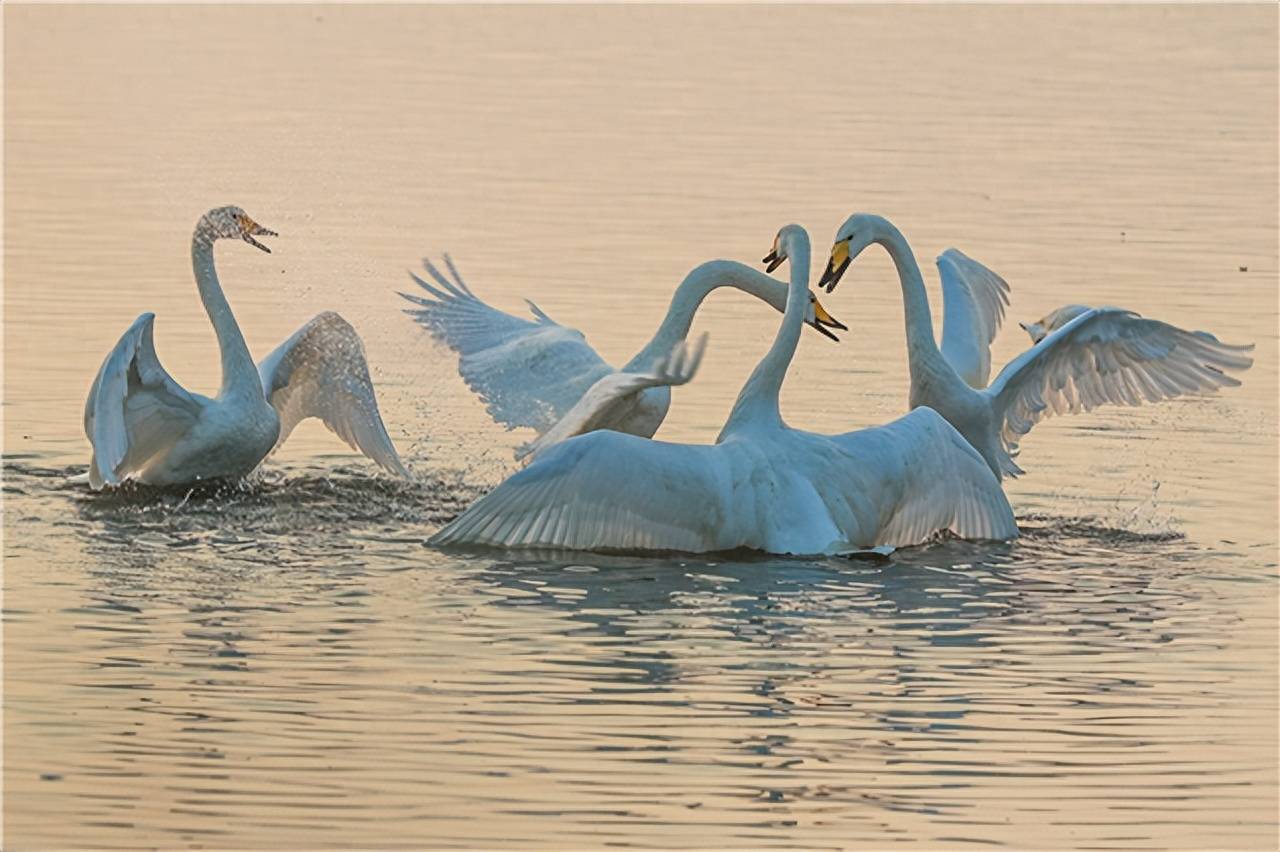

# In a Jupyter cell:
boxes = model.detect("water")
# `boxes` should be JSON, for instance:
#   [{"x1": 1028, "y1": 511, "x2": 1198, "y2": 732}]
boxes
[{"x1": 4, "y1": 5, "x2": 1277, "y2": 848}]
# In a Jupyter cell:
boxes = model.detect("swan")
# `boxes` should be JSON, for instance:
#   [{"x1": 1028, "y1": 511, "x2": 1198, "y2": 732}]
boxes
[
  {"x1": 816, "y1": 213, "x2": 1255, "y2": 479},
  {"x1": 516, "y1": 335, "x2": 707, "y2": 465},
  {"x1": 1018, "y1": 304, "x2": 1225, "y2": 346},
  {"x1": 429, "y1": 225, "x2": 1016, "y2": 555},
  {"x1": 400, "y1": 254, "x2": 846, "y2": 451},
  {"x1": 1017, "y1": 304, "x2": 1092, "y2": 345},
  {"x1": 84, "y1": 205, "x2": 408, "y2": 489}
]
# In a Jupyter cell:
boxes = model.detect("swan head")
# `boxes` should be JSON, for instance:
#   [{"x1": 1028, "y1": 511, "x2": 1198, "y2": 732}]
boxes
[
  {"x1": 762, "y1": 225, "x2": 847, "y2": 341},
  {"x1": 1019, "y1": 304, "x2": 1092, "y2": 344},
  {"x1": 200, "y1": 205, "x2": 278, "y2": 253},
  {"x1": 806, "y1": 292, "x2": 847, "y2": 341},
  {"x1": 761, "y1": 223, "x2": 810, "y2": 273},
  {"x1": 1018, "y1": 319, "x2": 1048, "y2": 343},
  {"x1": 817, "y1": 213, "x2": 884, "y2": 292}
]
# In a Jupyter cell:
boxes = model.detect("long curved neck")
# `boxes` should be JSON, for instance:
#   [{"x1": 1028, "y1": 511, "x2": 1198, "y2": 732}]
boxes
[
  {"x1": 191, "y1": 225, "x2": 261, "y2": 399},
  {"x1": 626, "y1": 260, "x2": 789, "y2": 370},
  {"x1": 871, "y1": 218, "x2": 942, "y2": 363},
  {"x1": 719, "y1": 236, "x2": 810, "y2": 436}
]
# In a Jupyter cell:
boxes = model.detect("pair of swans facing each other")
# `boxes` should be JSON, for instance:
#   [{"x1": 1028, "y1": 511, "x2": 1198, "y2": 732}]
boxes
[
  {"x1": 85, "y1": 206, "x2": 409, "y2": 490},
  {"x1": 430, "y1": 226, "x2": 1019, "y2": 555}
]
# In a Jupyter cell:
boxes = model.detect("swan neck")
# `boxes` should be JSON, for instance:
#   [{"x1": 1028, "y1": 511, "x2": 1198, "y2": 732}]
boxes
[
  {"x1": 627, "y1": 260, "x2": 787, "y2": 370},
  {"x1": 875, "y1": 220, "x2": 939, "y2": 358},
  {"x1": 192, "y1": 233, "x2": 262, "y2": 399},
  {"x1": 719, "y1": 240, "x2": 809, "y2": 436}
]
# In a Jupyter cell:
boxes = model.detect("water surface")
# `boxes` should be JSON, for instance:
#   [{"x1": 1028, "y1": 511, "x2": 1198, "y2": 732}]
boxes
[{"x1": 5, "y1": 5, "x2": 1277, "y2": 848}]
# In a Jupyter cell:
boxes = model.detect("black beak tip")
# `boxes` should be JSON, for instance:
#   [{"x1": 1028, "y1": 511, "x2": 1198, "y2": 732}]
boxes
[
  {"x1": 818, "y1": 257, "x2": 851, "y2": 294},
  {"x1": 812, "y1": 322, "x2": 840, "y2": 342}
]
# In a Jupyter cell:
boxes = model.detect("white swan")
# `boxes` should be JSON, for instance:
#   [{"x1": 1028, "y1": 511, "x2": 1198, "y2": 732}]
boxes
[
  {"x1": 84, "y1": 205, "x2": 408, "y2": 489},
  {"x1": 429, "y1": 225, "x2": 1016, "y2": 555},
  {"x1": 817, "y1": 213, "x2": 1255, "y2": 479},
  {"x1": 1018, "y1": 304, "x2": 1226, "y2": 347},
  {"x1": 515, "y1": 334, "x2": 708, "y2": 465},
  {"x1": 400, "y1": 255, "x2": 846, "y2": 449},
  {"x1": 1017, "y1": 304, "x2": 1092, "y2": 345}
]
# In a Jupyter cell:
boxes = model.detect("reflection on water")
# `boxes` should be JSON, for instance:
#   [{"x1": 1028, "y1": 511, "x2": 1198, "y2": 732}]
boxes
[
  {"x1": 5, "y1": 3, "x2": 1277, "y2": 849},
  {"x1": 5, "y1": 460, "x2": 1276, "y2": 848}
]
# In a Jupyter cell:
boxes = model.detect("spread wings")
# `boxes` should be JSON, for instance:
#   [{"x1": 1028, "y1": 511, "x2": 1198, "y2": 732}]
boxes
[
  {"x1": 515, "y1": 334, "x2": 707, "y2": 465},
  {"x1": 83, "y1": 313, "x2": 202, "y2": 489},
  {"x1": 258, "y1": 312, "x2": 409, "y2": 477},
  {"x1": 430, "y1": 430, "x2": 732, "y2": 553},
  {"x1": 400, "y1": 256, "x2": 614, "y2": 433},
  {"x1": 988, "y1": 307, "x2": 1255, "y2": 457},
  {"x1": 827, "y1": 407, "x2": 1018, "y2": 544},
  {"x1": 937, "y1": 248, "x2": 1011, "y2": 388}
]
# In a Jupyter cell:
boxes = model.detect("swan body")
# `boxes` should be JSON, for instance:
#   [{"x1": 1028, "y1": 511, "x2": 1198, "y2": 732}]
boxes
[
  {"x1": 401, "y1": 255, "x2": 845, "y2": 449},
  {"x1": 431, "y1": 225, "x2": 1016, "y2": 555},
  {"x1": 517, "y1": 334, "x2": 708, "y2": 465},
  {"x1": 85, "y1": 206, "x2": 408, "y2": 489},
  {"x1": 818, "y1": 213, "x2": 1255, "y2": 479},
  {"x1": 86, "y1": 312, "x2": 281, "y2": 488}
]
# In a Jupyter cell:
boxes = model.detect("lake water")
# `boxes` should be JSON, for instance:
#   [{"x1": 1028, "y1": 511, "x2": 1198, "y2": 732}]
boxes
[{"x1": 4, "y1": 5, "x2": 1277, "y2": 848}]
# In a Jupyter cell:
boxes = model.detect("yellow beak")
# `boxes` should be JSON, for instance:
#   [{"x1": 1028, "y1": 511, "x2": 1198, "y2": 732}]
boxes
[{"x1": 817, "y1": 239, "x2": 852, "y2": 292}]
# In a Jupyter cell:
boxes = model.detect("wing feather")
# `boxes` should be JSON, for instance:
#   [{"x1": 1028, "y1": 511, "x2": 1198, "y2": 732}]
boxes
[
  {"x1": 400, "y1": 256, "x2": 614, "y2": 433},
  {"x1": 937, "y1": 249, "x2": 1011, "y2": 388},
  {"x1": 430, "y1": 430, "x2": 731, "y2": 553},
  {"x1": 988, "y1": 307, "x2": 1254, "y2": 460},
  {"x1": 516, "y1": 334, "x2": 707, "y2": 464},
  {"x1": 258, "y1": 312, "x2": 409, "y2": 477},
  {"x1": 837, "y1": 408, "x2": 1018, "y2": 545},
  {"x1": 83, "y1": 313, "x2": 201, "y2": 489}
]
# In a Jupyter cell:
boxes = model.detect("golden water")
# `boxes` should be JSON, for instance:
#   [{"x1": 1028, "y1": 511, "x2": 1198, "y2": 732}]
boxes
[{"x1": 4, "y1": 5, "x2": 1277, "y2": 848}]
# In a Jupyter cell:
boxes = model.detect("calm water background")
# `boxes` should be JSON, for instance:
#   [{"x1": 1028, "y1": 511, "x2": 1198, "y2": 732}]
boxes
[{"x1": 4, "y1": 5, "x2": 1277, "y2": 848}]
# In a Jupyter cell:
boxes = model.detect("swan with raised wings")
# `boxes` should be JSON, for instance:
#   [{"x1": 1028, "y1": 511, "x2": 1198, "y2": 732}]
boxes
[
  {"x1": 400, "y1": 254, "x2": 846, "y2": 450},
  {"x1": 84, "y1": 205, "x2": 408, "y2": 489},
  {"x1": 816, "y1": 213, "x2": 1254, "y2": 479},
  {"x1": 430, "y1": 225, "x2": 1016, "y2": 555}
]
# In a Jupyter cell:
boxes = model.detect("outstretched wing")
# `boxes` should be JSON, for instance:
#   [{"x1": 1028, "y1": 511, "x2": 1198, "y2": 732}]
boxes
[
  {"x1": 516, "y1": 334, "x2": 708, "y2": 465},
  {"x1": 84, "y1": 313, "x2": 202, "y2": 489},
  {"x1": 430, "y1": 430, "x2": 731, "y2": 553},
  {"x1": 258, "y1": 312, "x2": 409, "y2": 477},
  {"x1": 988, "y1": 307, "x2": 1254, "y2": 460},
  {"x1": 828, "y1": 407, "x2": 1018, "y2": 544},
  {"x1": 937, "y1": 248, "x2": 1011, "y2": 388},
  {"x1": 400, "y1": 255, "x2": 615, "y2": 433}
]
